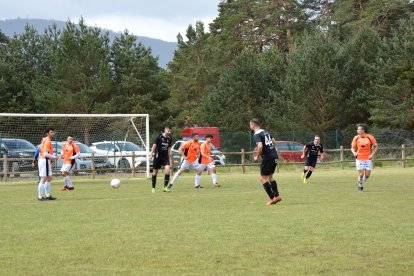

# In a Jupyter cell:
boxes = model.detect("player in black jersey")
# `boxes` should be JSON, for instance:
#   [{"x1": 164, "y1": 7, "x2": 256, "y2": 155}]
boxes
[
  {"x1": 249, "y1": 118, "x2": 281, "y2": 206},
  {"x1": 300, "y1": 135, "x2": 324, "y2": 184},
  {"x1": 149, "y1": 126, "x2": 173, "y2": 193}
]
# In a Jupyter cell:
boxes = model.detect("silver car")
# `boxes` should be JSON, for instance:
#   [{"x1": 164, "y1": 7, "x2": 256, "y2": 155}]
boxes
[{"x1": 90, "y1": 141, "x2": 147, "y2": 168}]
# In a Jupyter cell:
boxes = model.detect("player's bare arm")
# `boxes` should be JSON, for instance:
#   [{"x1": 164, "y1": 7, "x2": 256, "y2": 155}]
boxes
[
  {"x1": 351, "y1": 146, "x2": 358, "y2": 157},
  {"x1": 180, "y1": 147, "x2": 187, "y2": 160},
  {"x1": 301, "y1": 145, "x2": 307, "y2": 159},
  {"x1": 369, "y1": 143, "x2": 379, "y2": 159},
  {"x1": 254, "y1": 142, "x2": 263, "y2": 161},
  {"x1": 148, "y1": 144, "x2": 157, "y2": 160}
]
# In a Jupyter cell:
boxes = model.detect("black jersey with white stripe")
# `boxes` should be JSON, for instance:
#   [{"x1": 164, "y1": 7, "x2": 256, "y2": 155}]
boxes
[
  {"x1": 253, "y1": 129, "x2": 278, "y2": 159},
  {"x1": 305, "y1": 141, "x2": 323, "y2": 158},
  {"x1": 154, "y1": 134, "x2": 172, "y2": 159}
]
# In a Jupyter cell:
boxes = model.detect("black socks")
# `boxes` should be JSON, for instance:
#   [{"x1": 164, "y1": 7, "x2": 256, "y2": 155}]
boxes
[
  {"x1": 306, "y1": 171, "x2": 313, "y2": 179},
  {"x1": 270, "y1": 180, "x2": 279, "y2": 197},
  {"x1": 153, "y1": 174, "x2": 171, "y2": 188},
  {"x1": 164, "y1": 174, "x2": 170, "y2": 188},
  {"x1": 152, "y1": 175, "x2": 157, "y2": 188},
  {"x1": 262, "y1": 182, "x2": 274, "y2": 199}
]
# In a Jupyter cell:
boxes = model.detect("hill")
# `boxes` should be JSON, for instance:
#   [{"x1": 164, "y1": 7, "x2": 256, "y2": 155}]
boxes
[{"x1": 0, "y1": 18, "x2": 177, "y2": 68}]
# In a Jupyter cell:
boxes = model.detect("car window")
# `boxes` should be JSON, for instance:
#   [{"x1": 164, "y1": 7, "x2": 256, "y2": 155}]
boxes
[
  {"x1": 173, "y1": 142, "x2": 182, "y2": 150},
  {"x1": 96, "y1": 143, "x2": 114, "y2": 151},
  {"x1": 76, "y1": 143, "x2": 94, "y2": 153},
  {"x1": 116, "y1": 142, "x2": 143, "y2": 151},
  {"x1": 2, "y1": 139, "x2": 36, "y2": 151},
  {"x1": 275, "y1": 142, "x2": 290, "y2": 151},
  {"x1": 290, "y1": 143, "x2": 304, "y2": 151}
]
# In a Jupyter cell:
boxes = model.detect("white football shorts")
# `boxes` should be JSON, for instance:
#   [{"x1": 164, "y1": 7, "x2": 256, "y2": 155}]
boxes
[
  {"x1": 356, "y1": 160, "x2": 372, "y2": 171},
  {"x1": 179, "y1": 159, "x2": 201, "y2": 171},
  {"x1": 61, "y1": 163, "x2": 76, "y2": 174},
  {"x1": 38, "y1": 158, "x2": 53, "y2": 177},
  {"x1": 198, "y1": 162, "x2": 215, "y2": 171}
]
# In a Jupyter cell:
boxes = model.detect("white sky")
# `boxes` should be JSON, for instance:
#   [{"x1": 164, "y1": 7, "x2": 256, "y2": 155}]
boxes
[{"x1": 0, "y1": 0, "x2": 221, "y2": 41}]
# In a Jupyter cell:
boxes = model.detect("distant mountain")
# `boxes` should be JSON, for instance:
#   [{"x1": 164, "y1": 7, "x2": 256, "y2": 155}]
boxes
[{"x1": 0, "y1": 18, "x2": 177, "y2": 68}]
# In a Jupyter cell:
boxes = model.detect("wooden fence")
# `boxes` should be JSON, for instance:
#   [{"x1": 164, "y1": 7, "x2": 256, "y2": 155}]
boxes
[{"x1": 1, "y1": 145, "x2": 413, "y2": 181}]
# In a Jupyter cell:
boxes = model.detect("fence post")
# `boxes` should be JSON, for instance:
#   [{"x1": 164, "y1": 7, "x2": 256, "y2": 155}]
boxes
[
  {"x1": 2, "y1": 155, "x2": 8, "y2": 182},
  {"x1": 241, "y1": 149, "x2": 246, "y2": 174},
  {"x1": 401, "y1": 144, "x2": 406, "y2": 168},
  {"x1": 340, "y1": 146, "x2": 344, "y2": 170},
  {"x1": 91, "y1": 152, "x2": 96, "y2": 179},
  {"x1": 132, "y1": 152, "x2": 136, "y2": 178}
]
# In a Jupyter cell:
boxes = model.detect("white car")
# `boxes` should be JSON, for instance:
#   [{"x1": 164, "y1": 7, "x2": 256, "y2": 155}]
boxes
[
  {"x1": 90, "y1": 141, "x2": 147, "y2": 168},
  {"x1": 171, "y1": 140, "x2": 226, "y2": 169}
]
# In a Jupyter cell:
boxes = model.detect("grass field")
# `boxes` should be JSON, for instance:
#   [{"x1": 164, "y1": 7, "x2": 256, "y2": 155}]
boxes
[{"x1": 1, "y1": 168, "x2": 413, "y2": 275}]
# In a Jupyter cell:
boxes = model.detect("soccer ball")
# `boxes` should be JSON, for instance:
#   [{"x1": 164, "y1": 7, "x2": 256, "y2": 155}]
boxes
[{"x1": 110, "y1": 178, "x2": 121, "y2": 188}]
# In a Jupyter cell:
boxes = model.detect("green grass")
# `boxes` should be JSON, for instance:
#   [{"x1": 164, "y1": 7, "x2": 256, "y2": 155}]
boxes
[{"x1": 1, "y1": 168, "x2": 413, "y2": 275}]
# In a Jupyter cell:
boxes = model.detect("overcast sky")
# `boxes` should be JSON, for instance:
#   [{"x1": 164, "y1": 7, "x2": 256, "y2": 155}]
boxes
[{"x1": 0, "y1": 0, "x2": 221, "y2": 41}]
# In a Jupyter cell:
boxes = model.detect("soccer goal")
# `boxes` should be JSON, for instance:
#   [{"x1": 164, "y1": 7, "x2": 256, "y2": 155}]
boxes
[{"x1": 0, "y1": 113, "x2": 150, "y2": 179}]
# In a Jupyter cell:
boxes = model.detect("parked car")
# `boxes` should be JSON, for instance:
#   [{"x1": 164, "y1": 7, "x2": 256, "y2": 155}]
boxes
[
  {"x1": 273, "y1": 141, "x2": 305, "y2": 162},
  {"x1": 74, "y1": 142, "x2": 111, "y2": 171},
  {"x1": 90, "y1": 141, "x2": 147, "y2": 169},
  {"x1": 171, "y1": 140, "x2": 226, "y2": 169},
  {"x1": 0, "y1": 138, "x2": 37, "y2": 177}
]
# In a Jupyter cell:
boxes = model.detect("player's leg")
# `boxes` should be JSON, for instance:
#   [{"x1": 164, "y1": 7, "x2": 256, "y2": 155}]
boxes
[
  {"x1": 44, "y1": 159, "x2": 56, "y2": 200},
  {"x1": 61, "y1": 171, "x2": 68, "y2": 191},
  {"x1": 306, "y1": 165, "x2": 315, "y2": 179},
  {"x1": 163, "y1": 164, "x2": 171, "y2": 192},
  {"x1": 151, "y1": 169, "x2": 159, "y2": 192},
  {"x1": 61, "y1": 164, "x2": 69, "y2": 191},
  {"x1": 303, "y1": 158, "x2": 312, "y2": 183},
  {"x1": 194, "y1": 170, "x2": 202, "y2": 188},
  {"x1": 66, "y1": 164, "x2": 75, "y2": 190},
  {"x1": 151, "y1": 158, "x2": 161, "y2": 192},
  {"x1": 38, "y1": 159, "x2": 47, "y2": 201},
  {"x1": 193, "y1": 162, "x2": 203, "y2": 188},
  {"x1": 269, "y1": 174, "x2": 281, "y2": 204},
  {"x1": 362, "y1": 161, "x2": 372, "y2": 188},
  {"x1": 210, "y1": 165, "x2": 220, "y2": 187},
  {"x1": 168, "y1": 160, "x2": 189, "y2": 189},
  {"x1": 356, "y1": 160, "x2": 365, "y2": 191},
  {"x1": 302, "y1": 164, "x2": 308, "y2": 179},
  {"x1": 260, "y1": 158, "x2": 277, "y2": 204},
  {"x1": 262, "y1": 174, "x2": 275, "y2": 205}
]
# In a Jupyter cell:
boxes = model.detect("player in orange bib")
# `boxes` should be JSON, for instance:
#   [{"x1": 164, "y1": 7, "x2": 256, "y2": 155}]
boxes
[
  {"x1": 167, "y1": 133, "x2": 202, "y2": 190},
  {"x1": 58, "y1": 136, "x2": 80, "y2": 191},
  {"x1": 196, "y1": 134, "x2": 220, "y2": 188},
  {"x1": 37, "y1": 128, "x2": 57, "y2": 201},
  {"x1": 351, "y1": 124, "x2": 379, "y2": 191}
]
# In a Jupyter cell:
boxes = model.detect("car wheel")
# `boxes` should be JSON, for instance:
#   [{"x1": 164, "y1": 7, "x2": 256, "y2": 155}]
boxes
[
  {"x1": 118, "y1": 158, "x2": 131, "y2": 169},
  {"x1": 12, "y1": 162, "x2": 20, "y2": 177}
]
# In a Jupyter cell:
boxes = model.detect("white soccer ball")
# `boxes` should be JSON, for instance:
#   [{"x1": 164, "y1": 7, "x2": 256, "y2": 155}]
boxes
[{"x1": 110, "y1": 178, "x2": 121, "y2": 188}]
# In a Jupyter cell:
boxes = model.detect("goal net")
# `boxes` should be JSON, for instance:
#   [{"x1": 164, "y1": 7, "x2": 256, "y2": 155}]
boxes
[{"x1": 0, "y1": 113, "x2": 150, "y2": 180}]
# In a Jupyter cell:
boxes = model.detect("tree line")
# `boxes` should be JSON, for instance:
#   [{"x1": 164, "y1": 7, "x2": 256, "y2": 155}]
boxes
[{"x1": 1, "y1": 0, "x2": 413, "y2": 133}]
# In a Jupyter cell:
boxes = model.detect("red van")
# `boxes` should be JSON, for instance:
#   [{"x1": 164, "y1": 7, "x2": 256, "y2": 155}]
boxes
[{"x1": 181, "y1": 127, "x2": 221, "y2": 149}]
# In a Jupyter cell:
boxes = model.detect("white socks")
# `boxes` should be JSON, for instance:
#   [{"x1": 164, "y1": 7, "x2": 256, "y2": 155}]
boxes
[
  {"x1": 170, "y1": 172, "x2": 180, "y2": 186},
  {"x1": 195, "y1": 174, "x2": 201, "y2": 187},
  {"x1": 358, "y1": 176, "x2": 363, "y2": 187},
  {"x1": 64, "y1": 176, "x2": 73, "y2": 188},
  {"x1": 211, "y1": 173, "x2": 217, "y2": 185},
  {"x1": 44, "y1": 182, "x2": 51, "y2": 197},
  {"x1": 38, "y1": 182, "x2": 45, "y2": 199}
]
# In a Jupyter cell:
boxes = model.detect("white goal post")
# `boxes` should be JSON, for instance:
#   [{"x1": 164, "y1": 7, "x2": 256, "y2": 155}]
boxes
[{"x1": 0, "y1": 113, "x2": 150, "y2": 178}]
